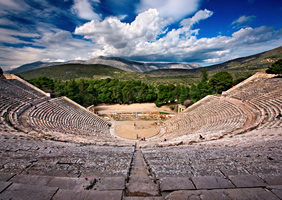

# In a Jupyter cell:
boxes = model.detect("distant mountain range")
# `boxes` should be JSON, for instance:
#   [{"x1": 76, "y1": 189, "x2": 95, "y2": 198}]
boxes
[
  {"x1": 146, "y1": 46, "x2": 282, "y2": 75},
  {"x1": 8, "y1": 56, "x2": 201, "y2": 74},
  {"x1": 7, "y1": 46, "x2": 281, "y2": 76}
]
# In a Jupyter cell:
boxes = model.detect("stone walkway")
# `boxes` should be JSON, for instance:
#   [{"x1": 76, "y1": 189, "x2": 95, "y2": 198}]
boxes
[{"x1": 125, "y1": 143, "x2": 160, "y2": 199}]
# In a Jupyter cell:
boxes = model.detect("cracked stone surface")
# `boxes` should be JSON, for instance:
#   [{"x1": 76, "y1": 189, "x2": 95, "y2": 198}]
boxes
[
  {"x1": 191, "y1": 176, "x2": 235, "y2": 189},
  {"x1": 165, "y1": 188, "x2": 280, "y2": 200},
  {"x1": 228, "y1": 175, "x2": 266, "y2": 188},
  {"x1": 160, "y1": 177, "x2": 195, "y2": 191},
  {"x1": 142, "y1": 128, "x2": 282, "y2": 179},
  {"x1": 0, "y1": 132, "x2": 134, "y2": 178},
  {"x1": 0, "y1": 183, "x2": 59, "y2": 200},
  {"x1": 52, "y1": 189, "x2": 123, "y2": 200}
]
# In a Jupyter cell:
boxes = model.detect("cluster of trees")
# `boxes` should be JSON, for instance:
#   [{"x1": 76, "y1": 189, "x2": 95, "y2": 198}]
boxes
[
  {"x1": 26, "y1": 70, "x2": 234, "y2": 108},
  {"x1": 266, "y1": 59, "x2": 282, "y2": 74}
]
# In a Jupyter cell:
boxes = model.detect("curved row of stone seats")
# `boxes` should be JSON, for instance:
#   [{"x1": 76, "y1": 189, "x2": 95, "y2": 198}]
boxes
[
  {"x1": 4, "y1": 79, "x2": 46, "y2": 98},
  {"x1": 145, "y1": 73, "x2": 281, "y2": 147},
  {"x1": 0, "y1": 76, "x2": 48, "y2": 115},
  {"x1": 142, "y1": 126, "x2": 282, "y2": 180},
  {"x1": 0, "y1": 79, "x2": 46, "y2": 101},
  {"x1": 251, "y1": 95, "x2": 282, "y2": 129},
  {"x1": 0, "y1": 131, "x2": 134, "y2": 199},
  {"x1": 222, "y1": 73, "x2": 281, "y2": 101},
  {"x1": 222, "y1": 73, "x2": 282, "y2": 129},
  {"x1": 27, "y1": 97, "x2": 109, "y2": 133},
  {"x1": 0, "y1": 76, "x2": 50, "y2": 133},
  {"x1": 24, "y1": 97, "x2": 131, "y2": 145},
  {"x1": 0, "y1": 96, "x2": 20, "y2": 118},
  {"x1": 1, "y1": 75, "x2": 132, "y2": 145},
  {"x1": 0, "y1": 132, "x2": 134, "y2": 177},
  {"x1": 158, "y1": 95, "x2": 247, "y2": 143}
]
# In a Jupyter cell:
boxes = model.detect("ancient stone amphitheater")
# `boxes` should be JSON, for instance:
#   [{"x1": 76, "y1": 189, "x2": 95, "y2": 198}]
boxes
[{"x1": 0, "y1": 72, "x2": 281, "y2": 200}]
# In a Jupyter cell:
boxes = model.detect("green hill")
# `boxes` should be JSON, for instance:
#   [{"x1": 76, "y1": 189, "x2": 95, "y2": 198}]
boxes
[
  {"x1": 146, "y1": 46, "x2": 282, "y2": 79},
  {"x1": 18, "y1": 64, "x2": 144, "y2": 80}
]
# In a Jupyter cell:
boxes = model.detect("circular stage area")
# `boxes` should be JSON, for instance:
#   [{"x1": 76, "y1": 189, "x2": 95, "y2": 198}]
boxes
[{"x1": 115, "y1": 120, "x2": 159, "y2": 140}]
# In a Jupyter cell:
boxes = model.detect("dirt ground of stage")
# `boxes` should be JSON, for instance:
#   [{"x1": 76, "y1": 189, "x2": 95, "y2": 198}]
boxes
[
  {"x1": 95, "y1": 103, "x2": 173, "y2": 114},
  {"x1": 114, "y1": 120, "x2": 159, "y2": 140}
]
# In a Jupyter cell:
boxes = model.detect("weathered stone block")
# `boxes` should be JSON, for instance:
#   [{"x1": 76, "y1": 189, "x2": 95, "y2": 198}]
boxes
[
  {"x1": 228, "y1": 175, "x2": 266, "y2": 188},
  {"x1": 0, "y1": 181, "x2": 12, "y2": 193},
  {"x1": 261, "y1": 174, "x2": 282, "y2": 185},
  {"x1": 94, "y1": 176, "x2": 125, "y2": 190},
  {"x1": 160, "y1": 177, "x2": 195, "y2": 191},
  {"x1": 0, "y1": 173, "x2": 14, "y2": 182},
  {"x1": 0, "y1": 183, "x2": 58, "y2": 200},
  {"x1": 10, "y1": 174, "x2": 52, "y2": 186},
  {"x1": 191, "y1": 176, "x2": 234, "y2": 189},
  {"x1": 52, "y1": 189, "x2": 123, "y2": 200},
  {"x1": 47, "y1": 177, "x2": 92, "y2": 190}
]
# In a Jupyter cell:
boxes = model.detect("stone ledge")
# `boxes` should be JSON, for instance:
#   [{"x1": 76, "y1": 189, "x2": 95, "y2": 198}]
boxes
[
  {"x1": 191, "y1": 176, "x2": 235, "y2": 190},
  {"x1": 165, "y1": 188, "x2": 280, "y2": 200},
  {"x1": 52, "y1": 189, "x2": 123, "y2": 200},
  {"x1": 228, "y1": 175, "x2": 266, "y2": 188},
  {"x1": 0, "y1": 183, "x2": 59, "y2": 200},
  {"x1": 160, "y1": 177, "x2": 195, "y2": 191}
]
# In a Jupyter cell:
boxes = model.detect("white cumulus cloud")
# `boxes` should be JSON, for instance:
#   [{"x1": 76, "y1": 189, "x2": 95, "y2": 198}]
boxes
[
  {"x1": 180, "y1": 9, "x2": 213, "y2": 27},
  {"x1": 74, "y1": 8, "x2": 282, "y2": 65},
  {"x1": 137, "y1": 0, "x2": 201, "y2": 21},
  {"x1": 75, "y1": 8, "x2": 171, "y2": 49},
  {"x1": 71, "y1": 0, "x2": 101, "y2": 20}
]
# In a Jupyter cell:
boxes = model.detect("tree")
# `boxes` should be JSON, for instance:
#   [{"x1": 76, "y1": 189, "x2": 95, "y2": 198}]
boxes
[
  {"x1": 190, "y1": 84, "x2": 201, "y2": 100},
  {"x1": 266, "y1": 59, "x2": 282, "y2": 74},
  {"x1": 209, "y1": 71, "x2": 233, "y2": 94},
  {"x1": 179, "y1": 86, "x2": 190, "y2": 104},
  {"x1": 201, "y1": 68, "x2": 208, "y2": 83},
  {"x1": 64, "y1": 80, "x2": 81, "y2": 103},
  {"x1": 0, "y1": 67, "x2": 3, "y2": 76},
  {"x1": 197, "y1": 81, "x2": 212, "y2": 99}
]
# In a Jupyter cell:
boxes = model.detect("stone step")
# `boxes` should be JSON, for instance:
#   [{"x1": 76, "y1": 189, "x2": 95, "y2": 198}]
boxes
[
  {"x1": 53, "y1": 189, "x2": 123, "y2": 200},
  {"x1": 124, "y1": 197, "x2": 164, "y2": 200},
  {"x1": 165, "y1": 188, "x2": 280, "y2": 200},
  {"x1": 125, "y1": 148, "x2": 160, "y2": 197},
  {"x1": 0, "y1": 182, "x2": 58, "y2": 200}
]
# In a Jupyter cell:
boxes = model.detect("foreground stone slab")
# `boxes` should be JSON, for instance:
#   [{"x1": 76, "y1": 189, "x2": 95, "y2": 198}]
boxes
[
  {"x1": 165, "y1": 189, "x2": 229, "y2": 200},
  {"x1": 261, "y1": 174, "x2": 282, "y2": 185},
  {"x1": 47, "y1": 177, "x2": 92, "y2": 190},
  {"x1": 53, "y1": 189, "x2": 123, "y2": 200},
  {"x1": 160, "y1": 177, "x2": 195, "y2": 191},
  {"x1": 191, "y1": 176, "x2": 234, "y2": 189},
  {"x1": 267, "y1": 185, "x2": 282, "y2": 199},
  {"x1": 124, "y1": 197, "x2": 163, "y2": 200},
  {"x1": 228, "y1": 175, "x2": 266, "y2": 188},
  {"x1": 0, "y1": 183, "x2": 58, "y2": 200},
  {"x1": 126, "y1": 176, "x2": 160, "y2": 197},
  {"x1": 94, "y1": 177, "x2": 125, "y2": 190},
  {"x1": 165, "y1": 188, "x2": 279, "y2": 200},
  {"x1": 0, "y1": 181, "x2": 12, "y2": 193},
  {"x1": 226, "y1": 188, "x2": 279, "y2": 200},
  {"x1": 10, "y1": 174, "x2": 52, "y2": 186},
  {"x1": 0, "y1": 173, "x2": 14, "y2": 182}
]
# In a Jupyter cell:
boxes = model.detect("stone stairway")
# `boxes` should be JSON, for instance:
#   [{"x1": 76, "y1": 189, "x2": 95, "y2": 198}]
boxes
[{"x1": 124, "y1": 143, "x2": 161, "y2": 199}]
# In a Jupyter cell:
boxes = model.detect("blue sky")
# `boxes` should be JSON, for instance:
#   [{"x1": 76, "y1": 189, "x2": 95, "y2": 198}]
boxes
[{"x1": 0, "y1": 0, "x2": 282, "y2": 71}]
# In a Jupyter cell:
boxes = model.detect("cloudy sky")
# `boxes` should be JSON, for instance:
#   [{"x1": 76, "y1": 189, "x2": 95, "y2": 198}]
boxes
[{"x1": 0, "y1": 0, "x2": 282, "y2": 71}]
